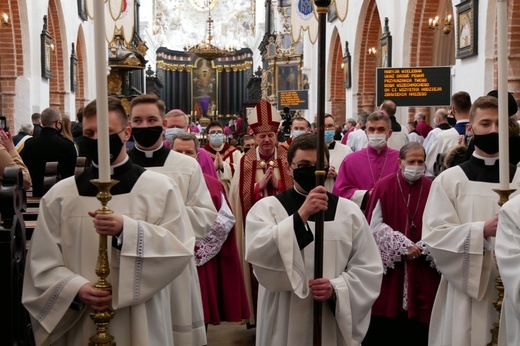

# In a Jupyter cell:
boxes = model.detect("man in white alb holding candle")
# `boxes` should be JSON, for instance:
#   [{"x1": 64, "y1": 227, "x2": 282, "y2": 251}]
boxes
[
  {"x1": 22, "y1": 98, "x2": 195, "y2": 345},
  {"x1": 422, "y1": 95, "x2": 520, "y2": 346}
]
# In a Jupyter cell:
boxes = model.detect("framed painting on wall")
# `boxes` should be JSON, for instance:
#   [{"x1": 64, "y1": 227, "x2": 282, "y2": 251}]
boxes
[
  {"x1": 328, "y1": 2, "x2": 337, "y2": 22},
  {"x1": 70, "y1": 43, "x2": 78, "y2": 92},
  {"x1": 379, "y1": 17, "x2": 392, "y2": 68},
  {"x1": 77, "y1": 0, "x2": 88, "y2": 21},
  {"x1": 277, "y1": 64, "x2": 299, "y2": 91},
  {"x1": 342, "y1": 41, "x2": 351, "y2": 89},
  {"x1": 456, "y1": 0, "x2": 478, "y2": 59},
  {"x1": 41, "y1": 15, "x2": 53, "y2": 79}
]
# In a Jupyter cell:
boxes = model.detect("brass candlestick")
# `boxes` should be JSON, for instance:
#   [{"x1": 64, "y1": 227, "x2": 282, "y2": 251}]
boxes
[
  {"x1": 488, "y1": 188, "x2": 516, "y2": 346},
  {"x1": 89, "y1": 179, "x2": 119, "y2": 346}
]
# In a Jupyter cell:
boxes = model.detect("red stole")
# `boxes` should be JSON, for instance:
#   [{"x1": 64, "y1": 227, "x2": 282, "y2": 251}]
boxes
[
  {"x1": 238, "y1": 146, "x2": 293, "y2": 221},
  {"x1": 204, "y1": 143, "x2": 238, "y2": 175}
]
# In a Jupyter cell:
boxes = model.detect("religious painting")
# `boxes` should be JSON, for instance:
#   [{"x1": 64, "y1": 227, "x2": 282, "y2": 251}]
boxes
[
  {"x1": 40, "y1": 16, "x2": 53, "y2": 79},
  {"x1": 192, "y1": 58, "x2": 216, "y2": 117},
  {"x1": 456, "y1": 0, "x2": 478, "y2": 59},
  {"x1": 266, "y1": 70, "x2": 273, "y2": 96},
  {"x1": 303, "y1": 73, "x2": 310, "y2": 90},
  {"x1": 342, "y1": 41, "x2": 351, "y2": 89},
  {"x1": 328, "y1": 2, "x2": 337, "y2": 22},
  {"x1": 77, "y1": 0, "x2": 88, "y2": 21},
  {"x1": 282, "y1": 34, "x2": 292, "y2": 50},
  {"x1": 379, "y1": 17, "x2": 392, "y2": 68},
  {"x1": 70, "y1": 43, "x2": 78, "y2": 92},
  {"x1": 277, "y1": 64, "x2": 299, "y2": 91},
  {"x1": 268, "y1": 42, "x2": 276, "y2": 57}
]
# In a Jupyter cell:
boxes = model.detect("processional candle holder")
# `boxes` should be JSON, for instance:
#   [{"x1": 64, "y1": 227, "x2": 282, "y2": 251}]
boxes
[
  {"x1": 488, "y1": 188, "x2": 516, "y2": 346},
  {"x1": 89, "y1": 179, "x2": 119, "y2": 346}
]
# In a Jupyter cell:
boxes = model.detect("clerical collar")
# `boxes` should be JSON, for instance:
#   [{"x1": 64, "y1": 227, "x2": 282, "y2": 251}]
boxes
[
  {"x1": 472, "y1": 152, "x2": 499, "y2": 166},
  {"x1": 293, "y1": 186, "x2": 308, "y2": 196},
  {"x1": 258, "y1": 148, "x2": 276, "y2": 161},
  {"x1": 135, "y1": 143, "x2": 164, "y2": 158},
  {"x1": 91, "y1": 156, "x2": 130, "y2": 176},
  {"x1": 367, "y1": 145, "x2": 388, "y2": 155}
]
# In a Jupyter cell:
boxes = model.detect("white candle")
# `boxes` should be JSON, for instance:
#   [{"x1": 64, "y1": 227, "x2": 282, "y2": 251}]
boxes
[
  {"x1": 93, "y1": 0, "x2": 110, "y2": 182},
  {"x1": 497, "y1": 0, "x2": 509, "y2": 190}
]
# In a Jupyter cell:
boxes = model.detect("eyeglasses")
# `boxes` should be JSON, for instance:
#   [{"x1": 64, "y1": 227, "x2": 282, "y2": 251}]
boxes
[{"x1": 209, "y1": 131, "x2": 223, "y2": 135}]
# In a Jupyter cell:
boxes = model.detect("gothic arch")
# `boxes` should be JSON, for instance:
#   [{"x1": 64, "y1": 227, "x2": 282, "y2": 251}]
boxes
[
  {"x1": 356, "y1": 0, "x2": 381, "y2": 112},
  {"x1": 47, "y1": 0, "x2": 66, "y2": 113},
  {"x1": 328, "y1": 27, "x2": 345, "y2": 123},
  {"x1": 75, "y1": 25, "x2": 88, "y2": 112},
  {"x1": 0, "y1": 0, "x2": 24, "y2": 128}
]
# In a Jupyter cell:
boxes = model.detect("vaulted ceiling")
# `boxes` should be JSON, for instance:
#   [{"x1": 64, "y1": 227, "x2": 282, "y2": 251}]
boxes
[{"x1": 154, "y1": 0, "x2": 257, "y2": 51}]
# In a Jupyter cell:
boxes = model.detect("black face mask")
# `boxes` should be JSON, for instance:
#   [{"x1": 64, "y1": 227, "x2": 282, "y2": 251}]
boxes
[
  {"x1": 131, "y1": 126, "x2": 163, "y2": 148},
  {"x1": 293, "y1": 166, "x2": 329, "y2": 193},
  {"x1": 81, "y1": 132, "x2": 125, "y2": 165},
  {"x1": 473, "y1": 132, "x2": 499, "y2": 155}
]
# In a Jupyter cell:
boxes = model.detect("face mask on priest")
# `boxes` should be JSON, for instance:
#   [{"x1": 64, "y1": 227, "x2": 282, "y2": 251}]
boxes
[
  {"x1": 398, "y1": 144, "x2": 426, "y2": 182},
  {"x1": 367, "y1": 134, "x2": 387, "y2": 150},
  {"x1": 365, "y1": 117, "x2": 392, "y2": 151}
]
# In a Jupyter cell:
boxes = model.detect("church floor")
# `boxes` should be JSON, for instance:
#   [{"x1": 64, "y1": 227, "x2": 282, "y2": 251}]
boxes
[{"x1": 206, "y1": 322, "x2": 256, "y2": 346}]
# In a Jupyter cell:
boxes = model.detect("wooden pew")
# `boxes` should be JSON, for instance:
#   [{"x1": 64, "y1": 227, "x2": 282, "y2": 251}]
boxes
[
  {"x1": 0, "y1": 167, "x2": 35, "y2": 345},
  {"x1": 41, "y1": 161, "x2": 60, "y2": 196},
  {"x1": 24, "y1": 158, "x2": 87, "y2": 241},
  {"x1": 75, "y1": 156, "x2": 88, "y2": 176}
]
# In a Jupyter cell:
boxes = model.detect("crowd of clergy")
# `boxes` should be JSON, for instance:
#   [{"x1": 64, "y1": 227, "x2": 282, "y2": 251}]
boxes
[{"x1": 2, "y1": 88, "x2": 520, "y2": 345}]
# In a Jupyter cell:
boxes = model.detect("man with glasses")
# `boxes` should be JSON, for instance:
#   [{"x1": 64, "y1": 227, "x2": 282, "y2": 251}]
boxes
[
  {"x1": 21, "y1": 107, "x2": 77, "y2": 196},
  {"x1": 245, "y1": 133, "x2": 382, "y2": 345},
  {"x1": 203, "y1": 121, "x2": 243, "y2": 195},
  {"x1": 324, "y1": 114, "x2": 351, "y2": 192},
  {"x1": 230, "y1": 99, "x2": 294, "y2": 325}
]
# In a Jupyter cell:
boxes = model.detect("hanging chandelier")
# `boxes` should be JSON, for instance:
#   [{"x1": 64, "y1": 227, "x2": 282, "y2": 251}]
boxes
[{"x1": 184, "y1": 11, "x2": 236, "y2": 61}]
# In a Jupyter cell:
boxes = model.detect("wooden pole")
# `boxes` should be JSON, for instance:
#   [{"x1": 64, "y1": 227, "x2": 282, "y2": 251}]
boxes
[{"x1": 313, "y1": 1, "x2": 331, "y2": 345}]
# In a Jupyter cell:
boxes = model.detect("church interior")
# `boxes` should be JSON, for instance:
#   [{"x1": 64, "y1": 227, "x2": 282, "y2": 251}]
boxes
[{"x1": 2, "y1": 0, "x2": 520, "y2": 344}]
